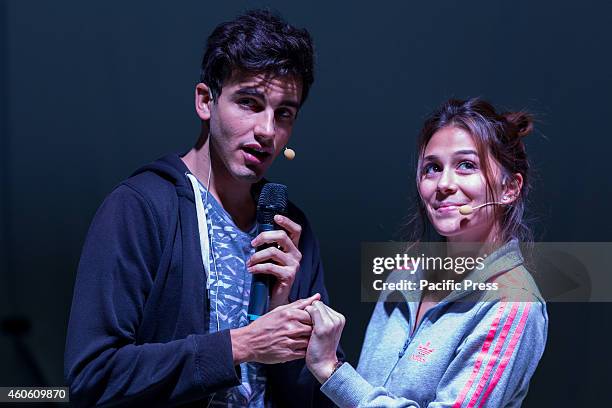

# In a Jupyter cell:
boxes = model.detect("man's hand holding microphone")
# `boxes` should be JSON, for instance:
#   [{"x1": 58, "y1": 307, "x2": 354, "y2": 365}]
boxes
[{"x1": 230, "y1": 182, "x2": 345, "y2": 379}]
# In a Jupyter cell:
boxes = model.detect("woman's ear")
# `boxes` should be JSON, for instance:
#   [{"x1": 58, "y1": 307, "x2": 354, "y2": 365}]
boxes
[
  {"x1": 501, "y1": 173, "x2": 523, "y2": 204},
  {"x1": 195, "y1": 83, "x2": 213, "y2": 121}
]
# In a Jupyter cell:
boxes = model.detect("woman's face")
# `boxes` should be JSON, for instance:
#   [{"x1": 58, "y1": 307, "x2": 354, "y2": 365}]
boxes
[{"x1": 418, "y1": 126, "x2": 502, "y2": 242}]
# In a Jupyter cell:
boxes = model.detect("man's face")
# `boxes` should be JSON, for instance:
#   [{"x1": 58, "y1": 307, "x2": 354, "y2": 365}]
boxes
[{"x1": 207, "y1": 72, "x2": 302, "y2": 183}]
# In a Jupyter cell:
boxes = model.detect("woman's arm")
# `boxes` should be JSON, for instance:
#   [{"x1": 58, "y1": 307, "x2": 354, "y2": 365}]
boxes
[{"x1": 309, "y1": 299, "x2": 548, "y2": 408}]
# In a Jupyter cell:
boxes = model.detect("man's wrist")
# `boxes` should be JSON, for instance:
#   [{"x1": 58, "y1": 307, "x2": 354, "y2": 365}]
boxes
[
  {"x1": 269, "y1": 296, "x2": 289, "y2": 311},
  {"x1": 230, "y1": 326, "x2": 252, "y2": 365}
]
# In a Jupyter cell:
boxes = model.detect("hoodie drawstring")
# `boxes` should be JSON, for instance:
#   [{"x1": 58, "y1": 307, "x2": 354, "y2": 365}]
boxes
[{"x1": 186, "y1": 173, "x2": 211, "y2": 290}]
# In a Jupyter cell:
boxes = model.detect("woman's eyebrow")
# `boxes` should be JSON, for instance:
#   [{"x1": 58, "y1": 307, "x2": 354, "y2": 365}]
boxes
[
  {"x1": 454, "y1": 149, "x2": 478, "y2": 156},
  {"x1": 423, "y1": 149, "x2": 477, "y2": 161}
]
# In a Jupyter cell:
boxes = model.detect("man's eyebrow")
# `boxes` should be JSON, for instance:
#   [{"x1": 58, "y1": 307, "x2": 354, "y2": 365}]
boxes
[
  {"x1": 234, "y1": 87, "x2": 300, "y2": 109},
  {"x1": 280, "y1": 99, "x2": 300, "y2": 110},
  {"x1": 235, "y1": 87, "x2": 265, "y2": 99}
]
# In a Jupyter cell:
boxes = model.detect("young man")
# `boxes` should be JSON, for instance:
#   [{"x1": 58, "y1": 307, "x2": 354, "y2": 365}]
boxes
[{"x1": 65, "y1": 10, "x2": 339, "y2": 407}]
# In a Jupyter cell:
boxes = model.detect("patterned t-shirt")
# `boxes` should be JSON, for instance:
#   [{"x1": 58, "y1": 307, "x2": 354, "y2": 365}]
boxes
[{"x1": 197, "y1": 181, "x2": 268, "y2": 407}]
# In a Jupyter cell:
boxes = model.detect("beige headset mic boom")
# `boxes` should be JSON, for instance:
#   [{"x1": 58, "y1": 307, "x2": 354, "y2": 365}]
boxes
[{"x1": 458, "y1": 202, "x2": 504, "y2": 215}]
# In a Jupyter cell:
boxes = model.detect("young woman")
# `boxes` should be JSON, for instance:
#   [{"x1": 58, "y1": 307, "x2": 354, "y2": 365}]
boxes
[{"x1": 304, "y1": 98, "x2": 548, "y2": 407}]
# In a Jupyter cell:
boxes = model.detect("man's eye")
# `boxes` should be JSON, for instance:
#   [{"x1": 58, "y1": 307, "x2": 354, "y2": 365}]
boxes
[
  {"x1": 276, "y1": 109, "x2": 295, "y2": 120},
  {"x1": 237, "y1": 98, "x2": 257, "y2": 108}
]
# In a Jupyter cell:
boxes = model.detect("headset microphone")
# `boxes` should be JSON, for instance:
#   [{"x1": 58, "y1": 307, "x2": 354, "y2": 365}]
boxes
[
  {"x1": 459, "y1": 201, "x2": 505, "y2": 215},
  {"x1": 284, "y1": 147, "x2": 296, "y2": 160}
]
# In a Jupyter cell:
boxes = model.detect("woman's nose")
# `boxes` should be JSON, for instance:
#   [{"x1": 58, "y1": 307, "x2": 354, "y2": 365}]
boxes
[{"x1": 436, "y1": 169, "x2": 458, "y2": 195}]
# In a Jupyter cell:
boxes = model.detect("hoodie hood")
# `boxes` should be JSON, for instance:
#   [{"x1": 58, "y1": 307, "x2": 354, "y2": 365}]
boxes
[{"x1": 131, "y1": 153, "x2": 195, "y2": 199}]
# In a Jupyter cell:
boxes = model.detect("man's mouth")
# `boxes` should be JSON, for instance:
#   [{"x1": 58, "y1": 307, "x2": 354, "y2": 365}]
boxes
[{"x1": 241, "y1": 145, "x2": 271, "y2": 164}]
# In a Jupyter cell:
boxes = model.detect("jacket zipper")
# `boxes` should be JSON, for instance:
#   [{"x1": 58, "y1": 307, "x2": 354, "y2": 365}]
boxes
[
  {"x1": 381, "y1": 276, "x2": 482, "y2": 387},
  {"x1": 382, "y1": 304, "x2": 438, "y2": 387}
]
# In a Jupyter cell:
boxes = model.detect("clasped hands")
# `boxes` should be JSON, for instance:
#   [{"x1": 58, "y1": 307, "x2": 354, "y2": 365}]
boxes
[
  {"x1": 231, "y1": 294, "x2": 345, "y2": 384},
  {"x1": 232, "y1": 214, "x2": 344, "y2": 383}
]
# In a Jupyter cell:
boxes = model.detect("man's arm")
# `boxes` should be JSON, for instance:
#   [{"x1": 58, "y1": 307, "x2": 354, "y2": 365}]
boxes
[
  {"x1": 65, "y1": 185, "x2": 320, "y2": 407},
  {"x1": 64, "y1": 185, "x2": 240, "y2": 407}
]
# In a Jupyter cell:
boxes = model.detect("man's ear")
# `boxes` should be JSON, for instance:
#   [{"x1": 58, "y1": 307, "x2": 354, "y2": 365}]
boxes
[
  {"x1": 195, "y1": 83, "x2": 213, "y2": 121},
  {"x1": 501, "y1": 173, "x2": 523, "y2": 204}
]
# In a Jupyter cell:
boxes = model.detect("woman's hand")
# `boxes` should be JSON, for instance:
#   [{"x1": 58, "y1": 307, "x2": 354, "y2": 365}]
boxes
[
  {"x1": 304, "y1": 301, "x2": 345, "y2": 384},
  {"x1": 247, "y1": 214, "x2": 302, "y2": 310},
  {"x1": 231, "y1": 294, "x2": 320, "y2": 365}
]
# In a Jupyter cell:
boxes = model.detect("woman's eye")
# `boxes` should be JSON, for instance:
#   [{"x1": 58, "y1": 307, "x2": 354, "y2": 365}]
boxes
[
  {"x1": 458, "y1": 161, "x2": 477, "y2": 171},
  {"x1": 423, "y1": 163, "x2": 440, "y2": 174}
]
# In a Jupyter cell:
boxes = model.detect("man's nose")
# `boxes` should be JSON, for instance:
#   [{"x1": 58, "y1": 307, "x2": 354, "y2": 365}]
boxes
[
  {"x1": 437, "y1": 168, "x2": 458, "y2": 195},
  {"x1": 254, "y1": 109, "x2": 275, "y2": 141}
]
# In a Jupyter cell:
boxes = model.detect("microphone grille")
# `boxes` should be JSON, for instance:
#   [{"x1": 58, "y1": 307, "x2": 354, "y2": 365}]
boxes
[{"x1": 257, "y1": 183, "x2": 288, "y2": 225}]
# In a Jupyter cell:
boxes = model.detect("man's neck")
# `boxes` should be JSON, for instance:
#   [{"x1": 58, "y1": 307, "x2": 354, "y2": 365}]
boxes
[{"x1": 181, "y1": 135, "x2": 256, "y2": 231}]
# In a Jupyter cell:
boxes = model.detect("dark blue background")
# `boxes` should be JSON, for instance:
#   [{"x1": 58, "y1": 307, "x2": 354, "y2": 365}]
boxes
[{"x1": 1, "y1": 0, "x2": 611, "y2": 405}]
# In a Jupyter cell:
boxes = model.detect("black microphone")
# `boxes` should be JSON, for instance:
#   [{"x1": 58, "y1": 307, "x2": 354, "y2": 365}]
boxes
[{"x1": 247, "y1": 183, "x2": 288, "y2": 321}]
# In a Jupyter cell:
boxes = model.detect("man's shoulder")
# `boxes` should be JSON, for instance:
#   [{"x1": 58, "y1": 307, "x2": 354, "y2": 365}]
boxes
[
  {"x1": 128, "y1": 152, "x2": 190, "y2": 195},
  {"x1": 123, "y1": 153, "x2": 187, "y2": 195},
  {"x1": 122, "y1": 170, "x2": 177, "y2": 199},
  {"x1": 103, "y1": 154, "x2": 187, "y2": 224}
]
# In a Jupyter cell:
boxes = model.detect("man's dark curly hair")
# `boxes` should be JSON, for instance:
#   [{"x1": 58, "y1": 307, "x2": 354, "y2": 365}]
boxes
[{"x1": 200, "y1": 9, "x2": 315, "y2": 105}]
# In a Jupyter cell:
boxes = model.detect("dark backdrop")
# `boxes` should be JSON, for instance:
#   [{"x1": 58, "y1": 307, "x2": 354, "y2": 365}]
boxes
[{"x1": 1, "y1": 0, "x2": 611, "y2": 405}]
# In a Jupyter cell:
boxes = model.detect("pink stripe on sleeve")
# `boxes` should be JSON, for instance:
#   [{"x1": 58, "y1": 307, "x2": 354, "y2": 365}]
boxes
[
  {"x1": 477, "y1": 303, "x2": 532, "y2": 408},
  {"x1": 465, "y1": 303, "x2": 520, "y2": 408},
  {"x1": 452, "y1": 303, "x2": 507, "y2": 408}
]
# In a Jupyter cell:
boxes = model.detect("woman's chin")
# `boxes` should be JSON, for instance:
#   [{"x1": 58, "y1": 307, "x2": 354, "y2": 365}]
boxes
[{"x1": 431, "y1": 219, "x2": 463, "y2": 237}]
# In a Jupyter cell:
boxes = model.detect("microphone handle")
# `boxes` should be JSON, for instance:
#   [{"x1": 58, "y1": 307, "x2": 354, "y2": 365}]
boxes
[{"x1": 247, "y1": 223, "x2": 276, "y2": 321}]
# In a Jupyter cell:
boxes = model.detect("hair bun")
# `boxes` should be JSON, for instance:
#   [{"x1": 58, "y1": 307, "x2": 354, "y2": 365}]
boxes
[{"x1": 502, "y1": 111, "x2": 533, "y2": 138}]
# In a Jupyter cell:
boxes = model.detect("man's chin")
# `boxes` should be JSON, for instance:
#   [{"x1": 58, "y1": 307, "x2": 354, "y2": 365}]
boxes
[{"x1": 232, "y1": 166, "x2": 265, "y2": 184}]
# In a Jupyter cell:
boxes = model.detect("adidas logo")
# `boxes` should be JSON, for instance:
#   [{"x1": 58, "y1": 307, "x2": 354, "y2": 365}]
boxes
[{"x1": 410, "y1": 341, "x2": 435, "y2": 363}]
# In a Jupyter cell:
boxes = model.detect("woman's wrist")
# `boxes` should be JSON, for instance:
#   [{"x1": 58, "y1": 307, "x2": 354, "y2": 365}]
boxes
[{"x1": 311, "y1": 358, "x2": 341, "y2": 384}]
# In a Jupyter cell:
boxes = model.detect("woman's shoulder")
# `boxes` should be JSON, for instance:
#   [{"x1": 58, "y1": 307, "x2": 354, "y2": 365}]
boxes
[
  {"x1": 485, "y1": 265, "x2": 544, "y2": 302},
  {"x1": 465, "y1": 267, "x2": 548, "y2": 344}
]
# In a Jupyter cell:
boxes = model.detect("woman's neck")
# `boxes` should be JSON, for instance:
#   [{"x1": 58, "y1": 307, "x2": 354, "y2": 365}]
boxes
[{"x1": 446, "y1": 223, "x2": 503, "y2": 258}]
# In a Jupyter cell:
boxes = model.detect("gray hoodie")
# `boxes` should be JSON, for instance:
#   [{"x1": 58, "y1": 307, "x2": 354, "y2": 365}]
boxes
[{"x1": 321, "y1": 240, "x2": 548, "y2": 407}]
